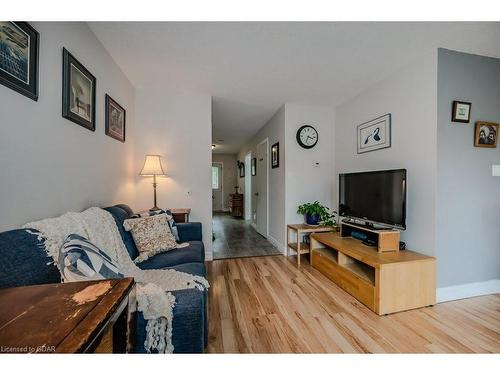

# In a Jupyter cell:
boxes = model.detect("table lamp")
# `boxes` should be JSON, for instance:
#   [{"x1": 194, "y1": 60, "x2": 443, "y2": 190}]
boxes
[{"x1": 140, "y1": 155, "x2": 167, "y2": 211}]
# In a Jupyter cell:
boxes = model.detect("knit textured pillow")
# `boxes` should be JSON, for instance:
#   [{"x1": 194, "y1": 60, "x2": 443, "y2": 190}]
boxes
[
  {"x1": 123, "y1": 213, "x2": 178, "y2": 263},
  {"x1": 131, "y1": 209, "x2": 179, "y2": 242},
  {"x1": 58, "y1": 234, "x2": 123, "y2": 282}
]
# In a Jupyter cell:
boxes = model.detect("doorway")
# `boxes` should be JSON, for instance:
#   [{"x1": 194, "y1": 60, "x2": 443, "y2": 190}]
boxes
[{"x1": 212, "y1": 162, "x2": 223, "y2": 212}]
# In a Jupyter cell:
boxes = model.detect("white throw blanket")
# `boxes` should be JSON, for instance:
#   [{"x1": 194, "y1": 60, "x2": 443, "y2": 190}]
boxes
[{"x1": 23, "y1": 207, "x2": 209, "y2": 353}]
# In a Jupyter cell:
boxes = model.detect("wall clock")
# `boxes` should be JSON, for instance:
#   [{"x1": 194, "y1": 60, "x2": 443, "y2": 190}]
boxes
[{"x1": 296, "y1": 125, "x2": 318, "y2": 149}]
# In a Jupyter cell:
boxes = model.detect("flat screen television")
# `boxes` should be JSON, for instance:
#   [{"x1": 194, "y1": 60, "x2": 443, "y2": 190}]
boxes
[{"x1": 339, "y1": 169, "x2": 407, "y2": 229}]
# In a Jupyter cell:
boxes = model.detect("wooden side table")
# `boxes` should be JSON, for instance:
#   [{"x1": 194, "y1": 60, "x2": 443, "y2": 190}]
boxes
[
  {"x1": 0, "y1": 278, "x2": 135, "y2": 353},
  {"x1": 287, "y1": 224, "x2": 334, "y2": 266},
  {"x1": 169, "y1": 208, "x2": 191, "y2": 223}
]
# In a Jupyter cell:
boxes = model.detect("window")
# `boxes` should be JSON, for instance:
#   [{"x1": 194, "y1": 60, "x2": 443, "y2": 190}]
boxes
[{"x1": 212, "y1": 166, "x2": 219, "y2": 189}]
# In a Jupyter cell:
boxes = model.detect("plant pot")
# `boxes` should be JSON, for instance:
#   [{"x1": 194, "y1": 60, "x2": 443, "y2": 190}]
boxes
[{"x1": 304, "y1": 213, "x2": 320, "y2": 226}]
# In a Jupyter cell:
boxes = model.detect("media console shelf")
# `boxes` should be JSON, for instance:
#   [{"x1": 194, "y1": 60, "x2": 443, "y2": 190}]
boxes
[
  {"x1": 341, "y1": 221, "x2": 400, "y2": 253},
  {"x1": 310, "y1": 232, "x2": 435, "y2": 315}
]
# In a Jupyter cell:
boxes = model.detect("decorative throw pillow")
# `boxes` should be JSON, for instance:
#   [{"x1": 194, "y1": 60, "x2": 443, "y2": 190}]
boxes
[
  {"x1": 131, "y1": 209, "x2": 180, "y2": 242},
  {"x1": 58, "y1": 234, "x2": 123, "y2": 282},
  {"x1": 123, "y1": 214, "x2": 179, "y2": 263}
]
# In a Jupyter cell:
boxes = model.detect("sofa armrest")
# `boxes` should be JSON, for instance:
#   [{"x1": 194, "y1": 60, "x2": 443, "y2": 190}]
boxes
[{"x1": 176, "y1": 222, "x2": 203, "y2": 242}]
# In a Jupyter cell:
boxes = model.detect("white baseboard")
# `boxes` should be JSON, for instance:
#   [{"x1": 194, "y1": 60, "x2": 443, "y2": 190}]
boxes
[
  {"x1": 436, "y1": 279, "x2": 500, "y2": 303},
  {"x1": 267, "y1": 235, "x2": 286, "y2": 254}
]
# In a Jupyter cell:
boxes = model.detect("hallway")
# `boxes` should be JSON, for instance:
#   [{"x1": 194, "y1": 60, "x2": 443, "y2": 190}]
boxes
[{"x1": 212, "y1": 213, "x2": 282, "y2": 259}]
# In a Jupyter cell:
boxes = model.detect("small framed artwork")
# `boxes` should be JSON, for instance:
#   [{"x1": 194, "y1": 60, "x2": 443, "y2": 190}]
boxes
[
  {"x1": 474, "y1": 122, "x2": 498, "y2": 148},
  {"x1": 251, "y1": 157, "x2": 257, "y2": 176},
  {"x1": 452, "y1": 101, "x2": 471, "y2": 123},
  {"x1": 239, "y1": 162, "x2": 245, "y2": 178},
  {"x1": 0, "y1": 22, "x2": 39, "y2": 101},
  {"x1": 357, "y1": 114, "x2": 391, "y2": 154},
  {"x1": 62, "y1": 48, "x2": 96, "y2": 131},
  {"x1": 105, "y1": 94, "x2": 126, "y2": 142},
  {"x1": 271, "y1": 142, "x2": 279, "y2": 168}
]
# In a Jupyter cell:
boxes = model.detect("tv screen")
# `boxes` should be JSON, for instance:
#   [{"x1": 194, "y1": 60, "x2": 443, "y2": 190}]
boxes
[{"x1": 339, "y1": 169, "x2": 407, "y2": 229}]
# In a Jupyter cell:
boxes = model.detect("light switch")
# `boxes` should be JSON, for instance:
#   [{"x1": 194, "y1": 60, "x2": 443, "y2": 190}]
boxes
[{"x1": 492, "y1": 165, "x2": 500, "y2": 177}]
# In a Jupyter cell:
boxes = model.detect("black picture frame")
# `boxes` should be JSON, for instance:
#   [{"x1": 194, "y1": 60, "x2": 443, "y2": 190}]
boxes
[
  {"x1": 271, "y1": 142, "x2": 279, "y2": 169},
  {"x1": 105, "y1": 94, "x2": 126, "y2": 142},
  {"x1": 62, "y1": 48, "x2": 96, "y2": 131},
  {"x1": 239, "y1": 162, "x2": 245, "y2": 178},
  {"x1": 0, "y1": 22, "x2": 39, "y2": 101},
  {"x1": 452, "y1": 101, "x2": 471, "y2": 123},
  {"x1": 251, "y1": 157, "x2": 257, "y2": 176}
]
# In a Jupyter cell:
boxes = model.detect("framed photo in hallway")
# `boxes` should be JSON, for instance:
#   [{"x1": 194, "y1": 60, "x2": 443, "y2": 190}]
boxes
[
  {"x1": 239, "y1": 162, "x2": 245, "y2": 177},
  {"x1": 0, "y1": 22, "x2": 39, "y2": 101},
  {"x1": 251, "y1": 157, "x2": 256, "y2": 176},
  {"x1": 474, "y1": 121, "x2": 498, "y2": 148},
  {"x1": 105, "y1": 94, "x2": 126, "y2": 142},
  {"x1": 357, "y1": 114, "x2": 391, "y2": 154},
  {"x1": 452, "y1": 100, "x2": 471, "y2": 123},
  {"x1": 271, "y1": 142, "x2": 279, "y2": 168},
  {"x1": 62, "y1": 48, "x2": 96, "y2": 131}
]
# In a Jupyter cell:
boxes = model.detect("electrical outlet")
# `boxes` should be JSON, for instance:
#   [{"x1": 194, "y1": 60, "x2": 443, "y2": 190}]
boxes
[{"x1": 492, "y1": 165, "x2": 500, "y2": 177}]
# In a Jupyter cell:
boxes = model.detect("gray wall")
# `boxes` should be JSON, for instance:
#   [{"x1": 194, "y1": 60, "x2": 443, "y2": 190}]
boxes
[
  {"x1": 0, "y1": 22, "x2": 136, "y2": 231},
  {"x1": 437, "y1": 49, "x2": 500, "y2": 287}
]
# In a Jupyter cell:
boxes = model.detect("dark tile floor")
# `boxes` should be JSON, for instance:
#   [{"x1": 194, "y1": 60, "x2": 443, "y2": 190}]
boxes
[{"x1": 212, "y1": 213, "x2": 282, "y2": 260}]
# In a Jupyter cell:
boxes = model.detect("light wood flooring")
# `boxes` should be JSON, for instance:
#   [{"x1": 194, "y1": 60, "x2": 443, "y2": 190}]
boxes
[{"x1": 206, "y1": 255, "x2": 500, "y2": 353}]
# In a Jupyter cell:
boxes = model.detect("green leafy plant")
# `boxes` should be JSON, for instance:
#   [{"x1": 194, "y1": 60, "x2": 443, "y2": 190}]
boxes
[{"x1": 297, "y1": 201, "x2": 337, "y2": 226}]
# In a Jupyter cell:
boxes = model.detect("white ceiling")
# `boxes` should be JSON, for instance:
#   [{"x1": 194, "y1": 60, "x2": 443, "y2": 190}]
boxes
[{"x1": 89, "y1": 22, "x2": 500, "y2": 154}]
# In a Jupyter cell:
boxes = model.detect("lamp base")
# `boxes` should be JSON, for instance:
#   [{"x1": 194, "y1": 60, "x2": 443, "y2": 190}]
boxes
[{"x1": 149, "y1": 206, "x2": 161, "y2": 212}]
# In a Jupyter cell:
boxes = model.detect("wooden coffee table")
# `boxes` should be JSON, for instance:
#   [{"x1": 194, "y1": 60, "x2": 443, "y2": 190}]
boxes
[
  {"x1": 0, "y1": 278, "x2": 135, "y2": 353},
  {"x1": 286, "y1": 224, "x2": 334, "y2": 266}
]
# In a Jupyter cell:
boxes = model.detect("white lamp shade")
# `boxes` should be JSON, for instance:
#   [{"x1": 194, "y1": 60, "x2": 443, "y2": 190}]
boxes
[{"x1": 140, "y1": 155, "x2": 166, "y2": 176}]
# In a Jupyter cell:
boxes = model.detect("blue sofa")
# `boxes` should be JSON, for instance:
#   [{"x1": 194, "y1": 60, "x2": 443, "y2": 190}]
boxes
[{"x1": 0, "y1": 204, "x2": 208, "y2": 353}]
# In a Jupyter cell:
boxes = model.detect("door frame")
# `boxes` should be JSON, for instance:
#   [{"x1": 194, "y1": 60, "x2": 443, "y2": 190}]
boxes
[
  {"x1": 244, "y1": 152, "x2": 252, "y2": 220},
  {"x1": 256, "y1": 138, "x2": 270, "y2": 237},
  {"x1": 212, "y1": 161, "x2": 224, "y2": 212}
]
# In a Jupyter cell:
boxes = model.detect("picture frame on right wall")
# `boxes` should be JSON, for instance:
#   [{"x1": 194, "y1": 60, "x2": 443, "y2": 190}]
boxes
[
  {"x1": 452, "y1": 100, "x2": 471, "y2": 123},
  {"x1": 474, "y1": 121, "x2": 498, "y2": 148},
  {"x1": 271, "y1": 142, "x2": 279, "y2": 168}
]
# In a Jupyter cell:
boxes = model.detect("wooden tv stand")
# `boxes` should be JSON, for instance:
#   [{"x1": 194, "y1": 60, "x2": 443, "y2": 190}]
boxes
[{"x1": 310, "y1": 232, "x2": 435, "y2": 315}]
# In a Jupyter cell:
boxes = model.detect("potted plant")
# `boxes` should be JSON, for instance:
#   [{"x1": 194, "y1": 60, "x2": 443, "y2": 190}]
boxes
[{"x1": 297, "y1": 201, "x2": 337, "y2": 226}]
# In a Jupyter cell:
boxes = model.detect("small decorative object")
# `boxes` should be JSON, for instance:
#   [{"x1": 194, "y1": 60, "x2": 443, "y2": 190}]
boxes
[
  {"x1": 452, "y1": 101, "x2": 471, "y2": 123},
  {"x1": 357, "y1": 114, "x2": 391, "y2": 154},
  {"x1": 139, "y1": 155, "x2": 167, "y2": 211},
  {"x1": 62, "y1": 48, "x2": 96, "y2": 131},
  {"x1": 296, "y1": 125, "x2": 318, "y2": 149},
  {"x1": 297, "y1": 201, "x2": 337, "y2": 226},
  {"x1": 0, "y1": 22, "x2": 39, "y2": 101},
  {"x1": 105, "y1": 94, "x2": 126, "y2": 142},
  {"x1": 271, "y1": 142, "x2": 280, "y2": 168},
  {"x1": 251, "y1": 157, "x2": 257, "y2": 176},
  {"x1": 234, "y1": 186, "x2": 240, "y2": 194},
  {"x1": 474, "y1": 121, "x2": 498, "y2": 148},
  {"x1": 239, "y1": 162, "x2": 245, "y2": 178}
]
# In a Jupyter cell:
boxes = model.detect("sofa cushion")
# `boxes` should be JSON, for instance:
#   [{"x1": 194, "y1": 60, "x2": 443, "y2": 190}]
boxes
[
  {"x1": 59, "y1": 234, "x2": 123, "y2": 282},
  {"x1": 166, "y1": 262, "x2": 206, "y2": 277},
  {"x1": 0, "y1": 229, "x2": 61, "y2": 289},
  {"x1": 136, "y1": 241, "x2": 205, "y2": 270},
  {"x1": 103, "y1": 206, "x2": 139, "y2": 260}
]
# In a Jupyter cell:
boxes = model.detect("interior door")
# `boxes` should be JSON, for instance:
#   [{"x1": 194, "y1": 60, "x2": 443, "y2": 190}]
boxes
[
  {"x1": 255, "y1": 140, "x2": 268, "y2": 236},
  {"x1": 212, "y1": 163, "x2": 223, "y2": 212}
]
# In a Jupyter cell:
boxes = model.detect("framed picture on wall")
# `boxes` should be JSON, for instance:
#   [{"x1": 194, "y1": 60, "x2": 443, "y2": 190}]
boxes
[
  {"x1": 452, "y1": 101, "x2": 471, "y2": 123},
  {"x1": 474, "y1": 121, "x2": 498, "y2": 148},
  {"x1": 251, "y1": 157, "x2": 257, "y2": 176},
  {"x1": 239, "y1": 162, "x2": 245, "y2": 178},
  {"x1": 105, "y1": 94, "x2": 126, "y2": 142},
  {"x1": 357, "y1": 114, "x2": 391, "y2": 154},
  {"x1": 0, "y1": 22, "x2": 39, "y2": 101},
  {"x1": 62, "y1": 48, "x2": 96, "y2": 131},
  {"x1": 271, "y1": 142, "x2": 279, "y2": 168}
]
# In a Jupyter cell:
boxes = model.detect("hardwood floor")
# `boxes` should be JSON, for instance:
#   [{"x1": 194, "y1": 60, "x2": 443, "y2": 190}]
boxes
[{"x1": 206, "y1": 255, "x2": 500, "y2": 353}]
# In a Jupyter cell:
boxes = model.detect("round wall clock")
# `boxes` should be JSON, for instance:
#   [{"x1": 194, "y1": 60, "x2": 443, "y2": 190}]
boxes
[{"x1": 296, "y1": 125, "x2": 318, "y2": 149}]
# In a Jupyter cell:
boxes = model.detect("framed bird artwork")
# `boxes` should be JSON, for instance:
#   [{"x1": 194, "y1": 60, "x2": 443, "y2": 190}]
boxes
[{"x1": 357, "y1": 114, "x2": 391, "y2": 154}]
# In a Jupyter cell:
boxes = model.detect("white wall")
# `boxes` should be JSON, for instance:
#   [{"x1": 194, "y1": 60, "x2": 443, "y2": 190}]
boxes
[
  {"x1": 285, "y1": 104, "x2": 335, "y2": 228},
  {"x1": 238, "y1": 106, "x2": 286, "y2": 250},
  {"x1": 335, "y1": 51, "x2": 438, "y2": 257},
  {"x1": 134, "y1": 91, "x2": 213, "y2": 259},
  {"x1": 212, "y1": 153, "x2": 238, "y2": 211},
  {"x1": 0, "y1": 22, "x2": 136, "y2": 231}
]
